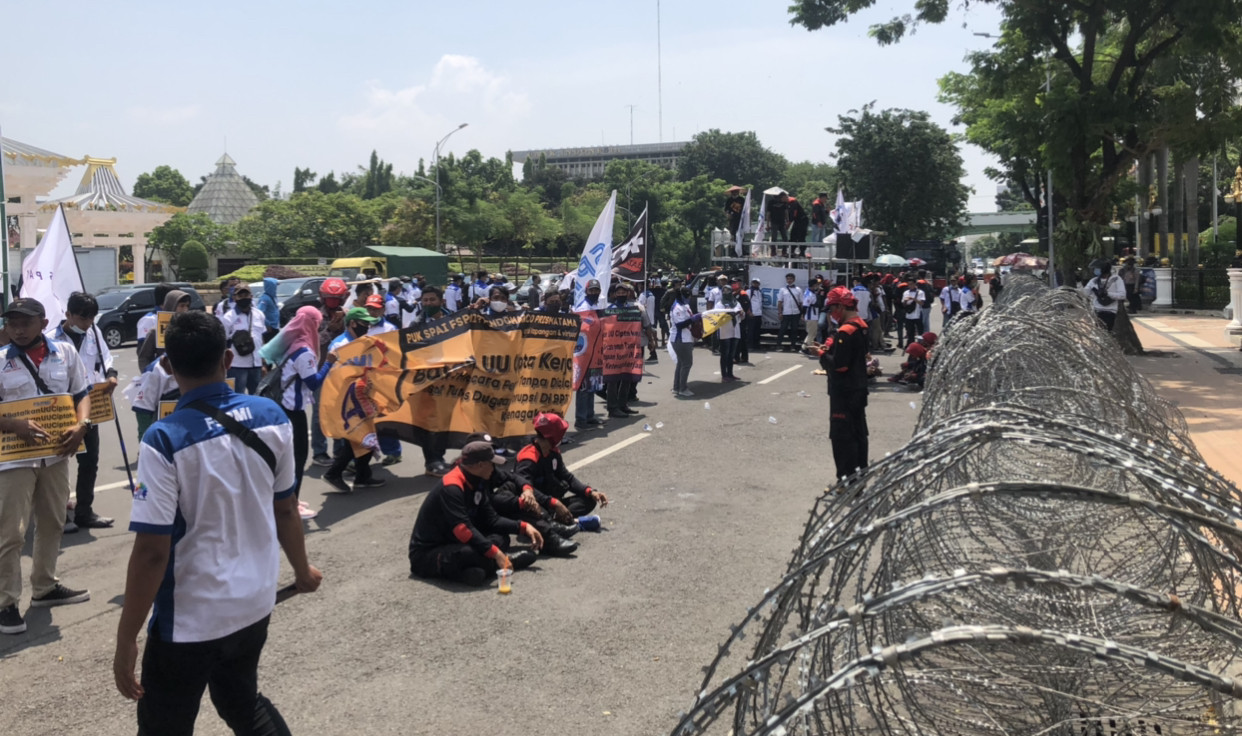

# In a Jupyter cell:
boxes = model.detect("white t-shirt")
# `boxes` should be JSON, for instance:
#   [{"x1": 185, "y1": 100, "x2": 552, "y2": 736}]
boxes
[
  {"x1": 670, "y1": 301, "x2": 695, "y2": 343},
  {"x1": 444, "y1": 284, "x2": 463, "y2": 313},
  {"x1": 802, "y1": 290, "x2": 820, "y2": 322},
  {"x1": 1084, "y1": 274, "x2": 1126, "y2": 313},
  {"x1": 280, "y1": 346, "x2": 319, "y2": 410},
  {"x1": 901, "y1": 288, "x2": 926, "y2": 320},
  {"x1": 131, "y1": 384, "x2": 295, "y2": 643},
  {"x1": 778, "y1": 284, "x2": 804, "y2": 316},
  {"x1": 221, "y1": 309, "x2": 266, "y2": 368}
]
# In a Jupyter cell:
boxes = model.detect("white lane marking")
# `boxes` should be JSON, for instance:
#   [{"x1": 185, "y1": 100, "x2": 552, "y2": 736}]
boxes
[
  {"x1": 566, "y1": 433, "x2": 650, "y2": 472},
  {"x1": 758, "y1": 365, "x2": 802, "y2": 385},
  {"x1": 95, "y1": 479, "x2": 132, "y2": 492}
]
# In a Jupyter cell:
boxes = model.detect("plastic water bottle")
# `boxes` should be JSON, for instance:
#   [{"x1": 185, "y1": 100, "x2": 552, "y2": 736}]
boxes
[
  {"x1": 768, "y1": 416, "x2": 778, "y2": 424},
  {"x1": 655, "y1": 421, "x2": 664, "y2": 429},
  {"x1": 578, "y1": 515, "x2": 602, "y2": 532},
  {"x1": 643, "y1": 424, "x2": 652, "y2": 432}
]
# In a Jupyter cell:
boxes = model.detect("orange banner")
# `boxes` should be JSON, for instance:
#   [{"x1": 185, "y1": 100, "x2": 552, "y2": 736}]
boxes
[
  {"x1": 319, "y1": 309, "x2": 581, "y2": 446},
  {"x1": 571, "y1": 308, "x2": 643, "y2": 390}
]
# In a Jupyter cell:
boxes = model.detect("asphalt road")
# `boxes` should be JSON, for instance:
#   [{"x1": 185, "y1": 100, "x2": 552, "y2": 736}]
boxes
[{"x1": 0, "y1": 338, "x2": 927, "y2": 736}]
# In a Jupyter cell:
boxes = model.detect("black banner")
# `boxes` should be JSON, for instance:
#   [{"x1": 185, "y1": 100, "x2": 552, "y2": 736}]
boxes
[{"x1": 611, "y1": 207, "x2": 648, "y2": 282}]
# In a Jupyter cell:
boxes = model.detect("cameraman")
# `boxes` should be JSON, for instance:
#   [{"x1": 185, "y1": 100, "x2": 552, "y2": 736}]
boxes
[{"x1": 1083, "y1": 260, "x2": 1126, "y2": 331}]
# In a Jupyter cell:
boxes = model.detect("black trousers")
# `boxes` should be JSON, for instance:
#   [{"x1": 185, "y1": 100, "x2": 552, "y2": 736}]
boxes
[
  {"x1": 492, "y1": 486, "x2": 553, "y2": 538},
  {"x1": 778, "y1": 314, "x2": 802, "y2": 350},
  {"x1": 409, "y1": 534, "x2": 510, "y2": 581},
  {"x1": 737, "y1": 321, "x2": 750, "y2": 362},
  {"x1": 327, "y1": 440, "x2": 372, "y2": 482},
  {"x1": 605, "y1": 380, "x2": 630, "y2": 413},
  {"x1": 420, "y1": 433, "x2": 448, "y2": 468},
  {"x1": 829, "y1": 390, "x2": 869, "y2": 482},
  {"x1": 137, "y1": 615, "x2": 290, "y2": 736},
  {"x1": 73, "y1": 424, "x2": 101, "y2": 519},
  {"x1": 1125, "y1": 284, "x2": 1142, "y2": 313},
  {"x1": 748, "y1": 316, "x2": 763, "y2": 350},
  {"x1": 1096, "y1": 310, "x2": 1117, "y2": 332},
  {"x1": 902, "y1": 318, "x2": 922, "y2": 347},
  {"x1": 283, "y1": 407, "x2": 308, "y2": 498}
]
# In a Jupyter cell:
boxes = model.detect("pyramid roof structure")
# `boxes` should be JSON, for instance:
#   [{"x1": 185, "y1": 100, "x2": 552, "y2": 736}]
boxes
[
  {"x1": 45, "y1": 157, "x2": 180, "y2": 213},
  {"x1": 187, "y1": 153, "x2": 259, "y2": 224}
]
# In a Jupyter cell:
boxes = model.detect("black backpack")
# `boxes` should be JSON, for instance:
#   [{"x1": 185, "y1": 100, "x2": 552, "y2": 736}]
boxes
[{"x1": 257, "y1": 355, "x2": 294, "y2": 402}]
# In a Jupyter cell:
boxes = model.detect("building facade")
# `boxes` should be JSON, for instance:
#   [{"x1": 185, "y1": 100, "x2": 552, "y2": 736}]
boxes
[{"x1": 510, "y1": 141, "x2": 689, "y2": 180}]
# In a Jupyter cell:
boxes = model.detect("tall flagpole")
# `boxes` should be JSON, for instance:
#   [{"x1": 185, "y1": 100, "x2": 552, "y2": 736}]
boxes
[
  {"x1": 656, "y1": 0, "x2": 663, "y2": 143},
  {"x1": 0, "y1": 129, "x2": 9, "y2": 309}
]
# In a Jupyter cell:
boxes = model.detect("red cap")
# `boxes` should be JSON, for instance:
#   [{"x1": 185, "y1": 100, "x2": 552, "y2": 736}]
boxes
[
  {"x1": 533, "y1": 412, "x2": 569, "y2": 447},
  {"x1": 906, "y1": 343, "x2": 928, "y2": 360},
  {"x1": 365, "y1": 294, "x2": 385, "y2": 309}
]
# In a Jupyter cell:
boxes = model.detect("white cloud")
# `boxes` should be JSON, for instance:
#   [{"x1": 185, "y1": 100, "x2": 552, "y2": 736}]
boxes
[
  {"x1": 338, "y1": 54, "x2": 531, "y2": 152},
  {"x1": 126, "y1": 104, "x2": 201, "y2": 125}
]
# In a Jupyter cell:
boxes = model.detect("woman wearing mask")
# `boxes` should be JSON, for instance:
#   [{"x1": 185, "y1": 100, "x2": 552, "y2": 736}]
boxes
[
  {"x1": 260, "y1": 306, "x2": 335, "y2": 520},
  {"x1": 669, "y1": 286, "x2": 697, "y2": 397}
]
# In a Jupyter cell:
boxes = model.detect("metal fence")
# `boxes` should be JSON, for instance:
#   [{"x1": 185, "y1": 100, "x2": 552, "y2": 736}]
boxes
[{"x1": 1173, "y1": 267, "x2": 1230, "y2": 309}]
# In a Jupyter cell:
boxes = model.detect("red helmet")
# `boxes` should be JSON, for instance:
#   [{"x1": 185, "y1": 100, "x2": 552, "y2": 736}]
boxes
[
  {"x1": 533, "y1": 412, "x2": 569, "y2": 447},
  {"x1": 826, "y1": 286, "x2": 857, "y2": 309},
  {"x1": 906, "y1": 342, "x2": 928, "y2": 360},
  {"x1": 320, "y1": 278, "x2": 349, "y2": 298}
]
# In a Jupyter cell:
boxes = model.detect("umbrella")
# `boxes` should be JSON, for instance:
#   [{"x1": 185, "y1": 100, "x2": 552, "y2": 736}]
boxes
[
  {"x1": 763, "y1": 186, "x2": 788, "y2": 196},
  {"x1": 994, "y1": 252, "x2": 1048, "y2": 269},
  {"x1": 907, "y1": 257, "x2": 927, "y2": 267},
  {"x1": 874, "y1": 254, "x2": 908, "y2": 267}
]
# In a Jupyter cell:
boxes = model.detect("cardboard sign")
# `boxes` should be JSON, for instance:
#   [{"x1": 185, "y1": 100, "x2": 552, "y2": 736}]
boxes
[
  {"x1": 0, "y1": 393, "x2": 83, "y2": 467},
  {"x1": 155, "y1": 311, "x2": 173, "y2": 349},
  {"x1": 88, "y1": 382, "x2": 117, "y2": 424},
  {"x1": 157, "y1": 377, "x2": 235, "y2": 419}
]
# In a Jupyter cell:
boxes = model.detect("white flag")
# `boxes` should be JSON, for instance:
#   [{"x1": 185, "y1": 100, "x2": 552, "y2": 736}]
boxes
[
  {"x1": 735, "y1": 189, "x2": 751, "y2": 257},
  {"x1": 20, "y1": 205, "x2": 82, "y2": 320},
  {"x1": 573, "y1": 190, "x2": 617, "y2": 308},
  {"x1": 750, "y1": 194, "x2": 768, "y2": 257}
]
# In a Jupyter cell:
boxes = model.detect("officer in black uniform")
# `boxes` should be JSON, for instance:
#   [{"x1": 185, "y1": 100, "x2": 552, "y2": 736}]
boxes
[{"x1": 819, "y1": 286, "x2": 870, "y2": 481}]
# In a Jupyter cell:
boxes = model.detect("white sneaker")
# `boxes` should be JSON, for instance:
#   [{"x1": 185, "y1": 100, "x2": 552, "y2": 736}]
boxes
[{"x1": 298, "y1": 501, "x2": 318, "y2": 520}]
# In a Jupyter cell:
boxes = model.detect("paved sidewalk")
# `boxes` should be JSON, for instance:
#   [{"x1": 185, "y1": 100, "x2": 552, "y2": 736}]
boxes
[{"x1": 1129, "y1": 314, "x2": 1242, "y2": 489}]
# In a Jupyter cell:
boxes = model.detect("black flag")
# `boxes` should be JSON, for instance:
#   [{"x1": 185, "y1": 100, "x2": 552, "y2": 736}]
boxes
[{"x1": 611, "y1": 207, "x2": 648, "y2": 282}]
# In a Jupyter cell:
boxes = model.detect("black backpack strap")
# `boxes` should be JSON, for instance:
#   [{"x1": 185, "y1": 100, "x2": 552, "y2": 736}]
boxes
[{"x1": 186, "y1": 399, "x2": 277, "y2": 474}]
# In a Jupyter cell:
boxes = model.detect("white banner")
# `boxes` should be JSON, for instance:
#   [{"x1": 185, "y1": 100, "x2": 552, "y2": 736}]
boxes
[
  {"x1": 748, "y1": 265, "x2": 838, "y2": 329},
  {"x1": 19, "y1": 205, "x2": 82, "y2": 319},
  {"x1": 750, "y1": 194, "x2": 768, "y2": 257},
  {"x1": 573, "y1": 190, "x2": 617, "y2": 307},
  {"x1": 735, "y1": 189, "x2": 751, "y2": 257}
]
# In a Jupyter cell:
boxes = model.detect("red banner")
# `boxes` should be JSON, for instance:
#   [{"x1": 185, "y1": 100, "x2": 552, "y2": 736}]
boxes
[{"x1": 572, "y1": 308, "x2": 643, "y2": 390}]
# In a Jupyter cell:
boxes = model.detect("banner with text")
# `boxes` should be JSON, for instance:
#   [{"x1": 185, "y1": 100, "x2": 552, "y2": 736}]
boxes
[
  {"x1": 571, "y1": 308, "x2": 643, "y2": 391},
  {"x1": 88, "y1": 383, "x2": 116, "y2": 424},
  {"x1": 319, "y1": 309, "x2": 581, "y2": 447},
  {"x1": 0, "y1": 393, "x2": 82, "y2": 469}
]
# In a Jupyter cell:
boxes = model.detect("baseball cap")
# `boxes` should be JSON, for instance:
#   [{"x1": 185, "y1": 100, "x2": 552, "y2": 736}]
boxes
[
  {"x1": 533, "y1": 413, "x2": 569, "y2": 447},
  {"x1": 344, "y1": 307, "x2": 379, "y2": 324},
  {"x1": 586, "y1": 279, "x2": 602, "y2": 290},
  {"x1": 365, "y1": 294, "x2": 385, "y2": 309},
  {"x1": 3, "y1": 298, "x2": 46, "y2": 318},
  {"x1": 460, "y1": 433, "x2": 505, "y2": 465}
]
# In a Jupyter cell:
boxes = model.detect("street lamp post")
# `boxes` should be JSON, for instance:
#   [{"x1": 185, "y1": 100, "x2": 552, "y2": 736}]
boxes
[{"x1": 434, "y1": 123, "x2": 468, "y2": 254}]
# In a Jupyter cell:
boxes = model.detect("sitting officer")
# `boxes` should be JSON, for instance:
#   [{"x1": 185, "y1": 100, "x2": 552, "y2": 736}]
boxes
[
  {"x1": 515, "y1": 413, "x2": 609, "y2": 530},
  {"x1": 407, "y1": 436, "x2": 542, "y2": 586}
]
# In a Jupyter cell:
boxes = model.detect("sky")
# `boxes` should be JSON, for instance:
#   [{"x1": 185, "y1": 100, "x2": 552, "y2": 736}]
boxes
[{"x1": 3, "y1": 1, "x2": 1006, "y2": 212}]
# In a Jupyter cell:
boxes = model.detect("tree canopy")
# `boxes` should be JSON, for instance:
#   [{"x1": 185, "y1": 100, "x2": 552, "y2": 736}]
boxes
[
  {"x1": 133, "y1": 165, "x2": 194, "y2": 207},
  {"x1": 790, "y1": 0, "x2": 1242, "y2": 272},
  {"x1": 830, "y1": 106, "x2": 969, "y2": 248}
]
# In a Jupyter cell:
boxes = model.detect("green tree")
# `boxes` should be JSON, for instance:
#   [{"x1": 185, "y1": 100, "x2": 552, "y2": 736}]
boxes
[
  {"x1": 830, "y1": 106, "x2": 969, "y2": 248},
  {"x1": 674, "y1": 175, "x2": 729, "y2": 268},
  {"x1": 380, "y1": 198, "x2": 435, "y2": 248},
  {"x1": 147, "y1": 213, "x2": 233, "y2": 277},
  {"x1": 133, "y1": 165, "x2": 194, "y2": 206},
  {"x1": 234, "y1": 191, "x2": 378, "y2": 259},
  {"x1": 677, "y1": 130, "x2": 788, "y2": 190},
  {"x1": 792, "y1": 0, "x2": 1242, "y2": 275},
  {"x1": 361, "y1": 150, "x2": 394, "y2": 200},
  {"x1": 293, "y1": 167, "x2": 317, "y2": 193},
  {"x1": 179, "y1": 240, "x2": 209, "y2": 280}
]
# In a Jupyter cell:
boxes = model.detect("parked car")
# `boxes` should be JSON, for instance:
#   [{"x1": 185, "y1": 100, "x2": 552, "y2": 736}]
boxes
[
  {"x1": 94, "y1": 283, "x2": 206, "y2": 348},
  {"x1": 276, "y1": 277, "x2": 326, "y2": 324},
  {"x1": 515, "y1": 273, "x2": 564, "y2": 305}
]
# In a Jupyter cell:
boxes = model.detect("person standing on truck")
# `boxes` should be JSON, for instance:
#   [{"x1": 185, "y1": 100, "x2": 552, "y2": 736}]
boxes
[
  {"x1": 776, "y1": 273, "x2": 804, "y2": 352},
  {"x1": 818, "y1": 286, "x2": 870, "y2": 481},
  {"x1": 787, "y1": 197, "x2": 810, "y2": 257},
  {"x1": 768, "y1": 193, "x2": 790, "y2": 243},
  {"x1": 811, "y1": 192, "x2": 830, "y2": 244},
  {"x1": 724, "y1": 187, "x2": 746, "y2": 239}
]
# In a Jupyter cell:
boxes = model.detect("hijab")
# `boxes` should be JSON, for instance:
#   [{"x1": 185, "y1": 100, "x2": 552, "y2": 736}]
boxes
[{"x1": 259, "y1": 305, "x2": 322, "y2": 365}]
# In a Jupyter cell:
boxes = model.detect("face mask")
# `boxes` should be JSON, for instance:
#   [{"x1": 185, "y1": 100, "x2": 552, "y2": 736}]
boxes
[
  {"x1": 66, "y1": 323, "x2": 87, "y2": 335},
  {"x1": 490, "y1": 301, "x2": 509, "y2": 312},
  {"x1": 545, "y1": 301, "x2": 560, "y2": 312},
  {"x1": 235, "y1": 298, "x2": 252, "y2": 311},
  {"x1": 614, "y1": 297, "x2": 628, "y2": 306},
  {"x1": 423, "y1": 305, "x2": 442, "y2": 318},
  {"x1": 1093, "y1": 268, "x2": 1102, "y2": 277},
  {"x1": 350, "y1": 323, "x2": 368, "y2": 338},
  {"x1": 586, "y1": 292, "x2": 600, "y2": 302}
]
